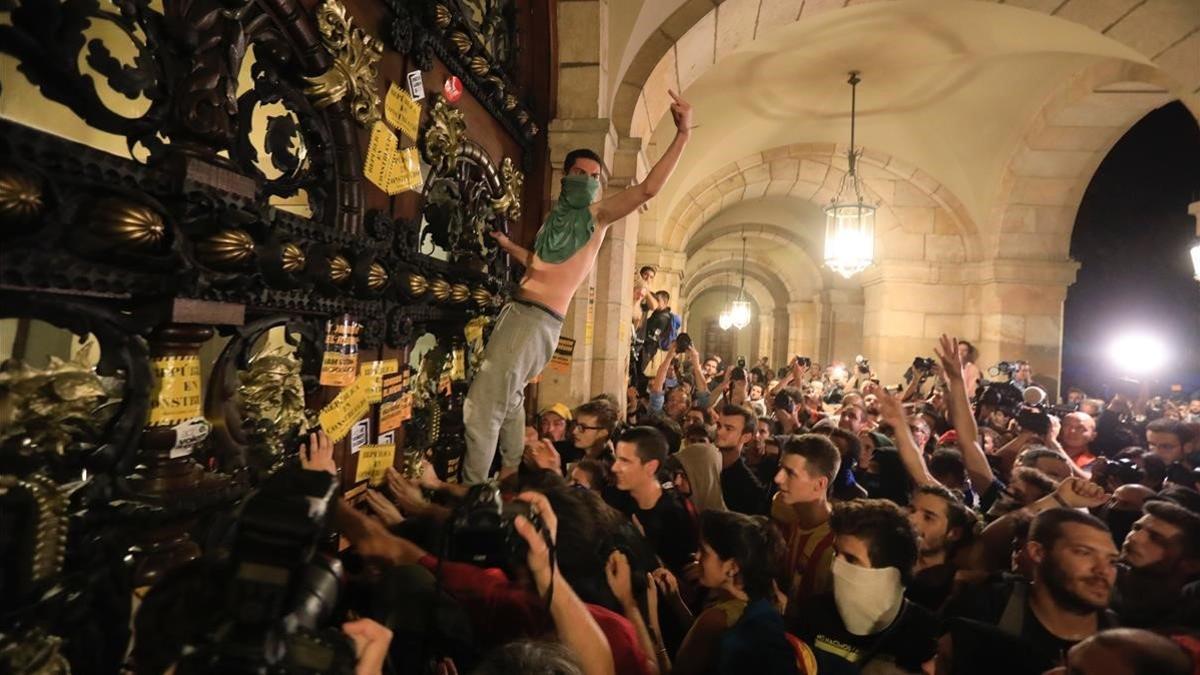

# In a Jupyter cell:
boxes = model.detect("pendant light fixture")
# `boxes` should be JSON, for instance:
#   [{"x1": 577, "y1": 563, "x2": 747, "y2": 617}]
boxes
[
  {"x1": 824, "y1": 71, "x2": 875, "y2": 278},
  {"x1": 728, "y1": 231, "x2": 751, "y2": 329},
  {"x1": 718, "y1": 269, "x2": 734, "y2": 331}
]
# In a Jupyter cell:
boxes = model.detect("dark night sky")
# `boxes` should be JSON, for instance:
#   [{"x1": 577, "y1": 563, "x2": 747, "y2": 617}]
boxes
[{"x1": 1062, "y1": 101, "x2": 1200, "y2": 400}]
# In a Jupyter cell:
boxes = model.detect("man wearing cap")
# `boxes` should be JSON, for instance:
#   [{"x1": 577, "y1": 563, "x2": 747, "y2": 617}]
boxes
[
  {"x1": 461, "y1": 90, "x2": 693, "y2": 484},
  {"x1": 538, "y1": 403, "x2": 572, "y2": 443}
]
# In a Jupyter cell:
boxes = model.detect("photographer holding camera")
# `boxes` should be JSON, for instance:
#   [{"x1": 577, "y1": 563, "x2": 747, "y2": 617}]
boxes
[{"x1": 336, "y1": 486, "x2": 630, "y2": 675}]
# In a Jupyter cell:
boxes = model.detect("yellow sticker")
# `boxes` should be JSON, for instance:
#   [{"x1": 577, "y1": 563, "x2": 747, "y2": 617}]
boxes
[
  {"x1": 384, "y1": 83, "x2": 422, "y2": 141},
  {"x1": 147, "y1": 355, "x2": 203, "y2": 426},
  {"x1": 378, "y1": 370, "x2": 410, "y2": 433},
  {"x1": 386, "y1": 147, "x2": 424, "y2": 195},
  {"x1": 548, "y1": 336, "x2": 575, "y2": 375},
  {"x1": 320, "y1": 316, "x2": 360, "y2": 387},
  {"x1": 318, "y1": 376, "x2": 372, "y2": 444},
  {"x1": 360, "y1": 359, "x2": 400, "y2": 404},
  {"x1": 354, "y1": 444, "x2": 396, "y2": 486},
  {"x1": 363, "y1": 121, "x2": 398, "y2": 192}
]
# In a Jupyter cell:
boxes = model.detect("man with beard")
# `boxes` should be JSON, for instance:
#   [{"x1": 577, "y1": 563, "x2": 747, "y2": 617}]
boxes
[
  {"x1": 944, "y1": 508, "x2": 1120, "y2": 672},
  {"x1": 714, "y1": 404, "x2": 768, "y2": 515},
  {"x1": 791, "y1": 499, "x2": 938, "y2": 674},
  {"x1": 1112, "y1": 499, "x2": 1200, "y2": 628},
  {"x1": 905, "y1": 484, "x2": 977, "y2": 611}
]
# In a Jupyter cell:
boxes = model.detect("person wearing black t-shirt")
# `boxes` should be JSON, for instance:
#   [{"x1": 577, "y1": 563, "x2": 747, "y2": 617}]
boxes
[
  {"x1": 608, "y1": 426, "x2": 699, "y2": 573},
  {"x1": 715, "y1": 404, "x2": 768, "y2": 516},
  {"x1": 905, "y1": 484, "x2": 977, "y2": 612},
  {"x1": 792, "y1": 499, "x2": 937, "y2": 674},
  {"x1": 942, "y1": 508, "x2": 1120, "y2": 673}
]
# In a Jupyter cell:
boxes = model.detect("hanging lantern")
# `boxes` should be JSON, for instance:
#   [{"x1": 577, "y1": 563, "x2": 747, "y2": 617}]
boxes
[
  {"x1": 824, "y1": 71, "x2": 875, "y2": 279},
  {"x1": 718, "y1": 309, "x2": 733, "y2": 331},
  {"x1": 729, "y1": 299, "x2": 751, "y2": 329}
]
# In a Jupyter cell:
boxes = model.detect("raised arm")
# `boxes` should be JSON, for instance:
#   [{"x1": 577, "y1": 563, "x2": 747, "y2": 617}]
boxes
[
  {"x1": 878, "y1": 388, "x2": 938, "y2": 487},
  {"x1": 488, "y1": 230, "x2": 533, "y2": 267},
  {"x1": 517, "y1": 492, "x2": 616, "y2": 675},
  {"x1": 934, "y1": 335, "x2": 994, "y2": 487},
  {"x1": 651, "y1": 343, "x2": 677, "y2": 394},
  {"x1": 593, "y1": 91, "x2": 691, "y2": 227}
]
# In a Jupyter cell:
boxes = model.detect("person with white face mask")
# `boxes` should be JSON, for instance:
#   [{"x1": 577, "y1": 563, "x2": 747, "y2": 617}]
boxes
[{"x1": 791, "y1": 499, "x2": 938, "y2": 674}]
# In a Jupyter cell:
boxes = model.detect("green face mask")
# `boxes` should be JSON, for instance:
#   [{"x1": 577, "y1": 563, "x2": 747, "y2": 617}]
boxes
[
  {"x1": 559, "y1": 174, "x2": 600, "y2": 209},
  {"x1": 533, "y1": 175, "x2": 600, "y2": 263}
]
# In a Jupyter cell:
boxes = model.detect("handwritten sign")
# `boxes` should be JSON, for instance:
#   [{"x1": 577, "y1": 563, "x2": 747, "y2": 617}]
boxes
[
  {"x1": 378, "y1": 370, "x2": 411, "y2": 434},
  {"x1": 360, "y1": 359, "x2": 399, "y2": 404},
  {"x1": 548, "y1": 336, "x2": 575, "y2": 374},
  {"x1": 385, "y1": 83, "x2": 422, "y2": 141},
  {"x1": 363, "y1": 121, "x2": 398, "y2": 193},
  {"x1": 318, "y1": 375, "x2": 371, "y2": 443},
  {"x1": 320, "y1": 315, "x2": 360, "y2": 387},
  {"x1": 354, "y1": 444, "x2": 396, "y2": 486},
  {"x1": 148, "y1": 355, "x2": 203, "y2": 426}
]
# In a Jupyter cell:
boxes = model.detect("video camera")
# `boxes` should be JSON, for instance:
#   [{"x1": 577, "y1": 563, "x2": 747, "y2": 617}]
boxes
[
  {"x1": 446, "y1": 482, "x2": 550, "y2": 573},
  {"x1": 989, "y1": 361, "x2": 1019, "y2": 378},
  {"x1": 911, "y1": 357, "x2": 936, "y2": 376},
  {"x1": 674, "y1": 332, "x2": 692, "y2": 354},
  {"x1": 174, "y1": 467, "x2": 356, "y2": 675}
]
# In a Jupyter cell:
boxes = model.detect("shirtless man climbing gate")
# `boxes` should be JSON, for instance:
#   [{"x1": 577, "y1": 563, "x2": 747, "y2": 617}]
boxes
[{"x1": 461, "y1": 89, "x2": 694, "y2": 484}]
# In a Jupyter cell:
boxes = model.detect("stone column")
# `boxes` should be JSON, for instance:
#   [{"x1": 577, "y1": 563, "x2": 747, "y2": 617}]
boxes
[
  {"x1": 787, "y1": 301, "x2": 818, "y2": 362},
  {"x1": 589, "y1": 137, "x2": 645, "y2": 409},
  {"x1": 972, "y1": 259, "x2": 1079, "y2": 400},
  {"x1": 824, "y1": 288, "x2": 865, "y2": 365},
  {"x1": 537, "y1": 0, "x2": 614, "y2": 409},
  {"x1": 757, "y1": 311, "x2": 774, "y2": 364},
  {"x1": 772, "y1": 307, "x2": 790, "y2": 367}
]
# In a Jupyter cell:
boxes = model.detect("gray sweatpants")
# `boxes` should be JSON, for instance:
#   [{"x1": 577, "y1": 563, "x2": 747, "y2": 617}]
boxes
[{"x1": 462, "y1": 301, "x2": 562, "y2": 483}]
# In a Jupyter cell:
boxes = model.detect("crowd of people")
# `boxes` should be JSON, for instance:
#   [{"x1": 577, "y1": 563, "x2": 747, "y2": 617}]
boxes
[
  {"x1": 296, "y1": 92, "x2": 1199, "y2": 674},
  {"x1": 320, "y1": 331, "x2": 1200, "y2": 674}
]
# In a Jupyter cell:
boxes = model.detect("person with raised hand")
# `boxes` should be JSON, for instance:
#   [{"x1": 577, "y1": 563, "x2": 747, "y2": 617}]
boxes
[{"x1": 463, "y1": 90, "x2": 693, "y2": 485}]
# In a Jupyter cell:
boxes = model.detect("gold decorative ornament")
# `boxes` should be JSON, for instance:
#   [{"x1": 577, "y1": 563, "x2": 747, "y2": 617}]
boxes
[
  {"x1": 329, "y1": 255, "x2": 352, "y2": 285},
  {"x1": 527, "y1": 122, "x2": 539, "y2": 137},
  {"x1": 0, "y1": 343, "x2": 121, "y2": 456},
  {"x1": 367, "y1": 262, "x2": 389, "y2": 291},
  {"x1": 471, "y1": 286, "x2": 492, "y2": 308},
  {"x1": 89, "y1": 199, "x2": 166, "y2": 251},
  {"x1": 406, "y1": 272, "x2": 429, "y2": 296},
  {"x1": 424, "y1": 96, "x2": 467, "y2": 170},
  {"x1": 450, "y1": 283, "x2": 470, "y2": 304},
  {"x1": 303, "y1": 0, "x2": 384, "y2": 126},
  {"x1": 280, "y1": 243, "x2": 306, "y2": 273},
  {"x1": 469, "y1": 56, "x2": 489, "y2": 77},
  {"x1": 429, "y1": 277, "x2": 450, "y2": 301},
  {"x1": 490, "y1": 157, "x2": 524, "y2": 223},
  {"x1": 515, "y1": 110, "x2": 529, "y2": 125},
  {"x1": 0, "y1": 168, "x2": 43, "y2": 224},
  {"x1": 449, "y1": 31, "x2": 472, "y2": 55},
  {"x1": 503, "y1": 94, "x2": 518, "y2": 111},
  {"x1": 238, "y1": 348, "x2": 307, "y2": 460},
  {"x1": 434, "y1": 4, "x2": 453, "y2": 29},
  {"x1": 195, "y1": 229, "x2": 256, "y2": 269}
]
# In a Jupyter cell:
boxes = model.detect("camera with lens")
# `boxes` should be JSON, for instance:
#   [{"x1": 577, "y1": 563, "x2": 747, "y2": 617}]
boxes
[
  {"x1": 447, "y1": 482, "x2": 550, "y2": 572},
  {"x1": 855, "y1": 354, "x2": 871, "y2": 374},
  {"x1": 989, "y1": 361, "x2": 1017, "y2": 377},
  {"x1": 912, "y1": 357, "x2": 937, "y2": 375},
  {"x1": 174, "y1": 467, "x2": 356, "y2": 675},
  {"x1": 674, "y1": 332, "x2": 692, "y2": 354},
  {"x1": 1015, "y1": 404, "x2": 1052, "y2": 436},
  {"x1": 794, "y1": 355, "x2": 811, "y2": 368}
]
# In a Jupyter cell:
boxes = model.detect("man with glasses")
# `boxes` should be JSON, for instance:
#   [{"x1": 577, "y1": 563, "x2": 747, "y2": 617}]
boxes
[{"x1": 562, "y1": 400, "x2": 617, "y2": 472}]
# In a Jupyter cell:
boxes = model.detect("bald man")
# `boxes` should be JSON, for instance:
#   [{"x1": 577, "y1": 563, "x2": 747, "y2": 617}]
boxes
[
  {"x1": 1044, "y1": 628, "x2": 1192, "y2": 675},
  {"x1": 1060, "y1": 412, "x2": 1098, "y2": 469}
]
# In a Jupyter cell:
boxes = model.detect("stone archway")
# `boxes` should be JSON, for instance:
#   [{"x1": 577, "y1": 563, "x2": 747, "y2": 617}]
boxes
[{"x1": 611, "y1": 0, "x2": 1199, "y2": 142}]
